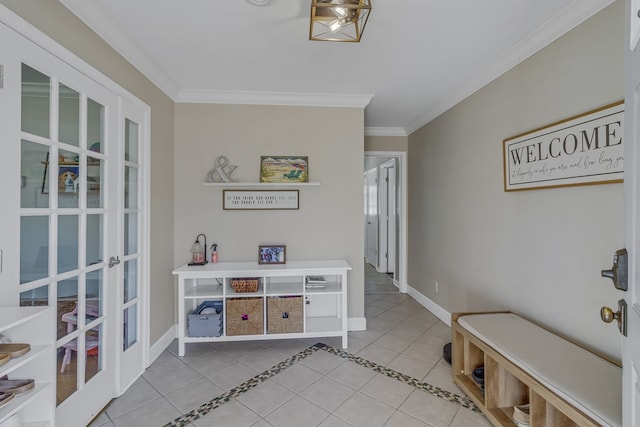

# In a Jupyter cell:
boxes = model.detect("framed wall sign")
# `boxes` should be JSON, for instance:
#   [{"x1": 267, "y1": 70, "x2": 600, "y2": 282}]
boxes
[
  {"x1": 503, "y1": 101, "x2": 624, "y2": 191},
  {"x1": 223, "y1": 190, "x2": 299, "y2": 210}
]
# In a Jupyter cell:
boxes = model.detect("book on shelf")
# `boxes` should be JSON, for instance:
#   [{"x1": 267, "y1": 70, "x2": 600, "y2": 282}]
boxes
[{"x1": 306, "y1": 275, "x2": 327, "y2": 284}]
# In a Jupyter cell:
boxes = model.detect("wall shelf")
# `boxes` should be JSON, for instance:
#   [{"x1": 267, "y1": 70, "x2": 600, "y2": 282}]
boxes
[{"x1": 202, "y1": 182, "x2": 320, "y2": 187}]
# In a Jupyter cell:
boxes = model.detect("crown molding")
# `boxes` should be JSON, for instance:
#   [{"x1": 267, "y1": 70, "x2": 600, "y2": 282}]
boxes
[
  {"x1": 60, "y1": 0, "x2": 614, "y2": 132},
  {"x1": 364, "y1": 127, "x2": 408, "y2": 137},
  {"x1": 176, "y1": 89, "x2": 374, "y2": 108},
  {"x1": 60, "y1": 0, "x2": 180, "y2": 100},
  {"x1": 404, "y1": 0, "x2": 616, "y2": 135}
]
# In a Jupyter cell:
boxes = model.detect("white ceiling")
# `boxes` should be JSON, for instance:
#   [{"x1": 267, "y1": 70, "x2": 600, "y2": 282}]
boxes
[{"x1": 60, "y1": 0, "x2": 614, "y2": 135}]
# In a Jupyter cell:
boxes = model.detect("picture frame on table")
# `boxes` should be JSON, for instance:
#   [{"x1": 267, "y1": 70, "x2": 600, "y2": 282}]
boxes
[{"x1": 258, "y1": 245, "x2": 286, "y2": 265}]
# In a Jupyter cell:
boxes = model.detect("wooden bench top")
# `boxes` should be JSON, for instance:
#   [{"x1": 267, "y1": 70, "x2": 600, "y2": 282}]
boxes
[{"x1": 456, "y1": 312, "x2": 621, "y2": 427}]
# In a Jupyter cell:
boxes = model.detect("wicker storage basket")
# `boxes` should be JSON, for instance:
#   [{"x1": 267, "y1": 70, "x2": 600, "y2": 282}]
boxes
[
  {"x1": 226, "y1": 297, "x2": 264, "y2": 336},
  {"x1": 230, "y1": 277, "x2": 260, "y2": 293},
  {"x1": 267, "y1": 296, "x2": 303, "y2": 334}
]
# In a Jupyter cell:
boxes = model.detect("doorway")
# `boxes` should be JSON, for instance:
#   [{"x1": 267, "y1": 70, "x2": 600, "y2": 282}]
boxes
[{"x1": 363, "y1": 151, "x2": 407, "y2": 294}]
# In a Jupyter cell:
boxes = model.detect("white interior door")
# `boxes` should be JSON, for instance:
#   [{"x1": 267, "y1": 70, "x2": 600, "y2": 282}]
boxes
[
  {"x1": 364, "y1": 169, "x2": 378, "y2": 267},
  {"x1": 118, "y1": 99, "x2": 148, "y2": 391},
  {"x1": 378, "y1": 160, "x2": 396, "y2": 276},
  {"x1": 387, "y1": 163, "x2": 396, "y2": 275},
  {"x1": 623, "y1": 0, "x2": 640, "y2": 424},
  {"x1": 0, "y1": 21, "x2": 122, "y2": 426},
  {"x1": 377, "y1": 166, "x2": 388, "y2": 273}
]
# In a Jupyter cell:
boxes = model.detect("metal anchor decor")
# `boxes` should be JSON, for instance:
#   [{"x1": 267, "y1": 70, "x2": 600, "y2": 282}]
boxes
[{"x1": 206, "y1": 155, "x2": 238, "y2": 183}]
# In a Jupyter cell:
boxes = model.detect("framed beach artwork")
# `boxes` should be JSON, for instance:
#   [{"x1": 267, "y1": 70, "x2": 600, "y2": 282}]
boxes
[{"x1": 260, "y1": 156, "x2": 308, "y2": 183}]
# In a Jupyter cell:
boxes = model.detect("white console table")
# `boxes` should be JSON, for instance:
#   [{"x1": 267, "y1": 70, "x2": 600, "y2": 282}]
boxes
[{"x1": 173, "y1": 260, "x2": 351, "y2": 356}]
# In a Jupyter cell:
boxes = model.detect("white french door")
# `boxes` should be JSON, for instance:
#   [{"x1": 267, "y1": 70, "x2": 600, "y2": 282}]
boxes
[
  {"x1": 0, "y1": 16, "x2": 148, "y2": 426},
  {"x1": 118, "y1": 99, "x2": 147, "y2": 391}
]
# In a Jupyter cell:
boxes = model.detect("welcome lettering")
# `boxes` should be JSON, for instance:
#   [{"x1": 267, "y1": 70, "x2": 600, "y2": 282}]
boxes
[{"x1": 509, "y1": 120, "x2": 621, "y2": 166}]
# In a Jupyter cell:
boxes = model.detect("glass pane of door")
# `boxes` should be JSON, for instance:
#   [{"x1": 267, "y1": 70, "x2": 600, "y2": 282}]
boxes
[
  {"x1": 124, "y1": 119, "x2": 138, "y2": 163},
  {"x1": 59, "y1": 83, "x2": 80, "y2": 146},
  {"x1": 21, "y1": 63, "x2": 50, "y2": 138},
  {"x1": 57, "y1": 278, "x2": 78, "y2": 340},
  {"x1": 124, "y1": 213, "x2": 137, "y2": 256},
  {"x1": 125, "y1": 166, "x2": 138, "y2": 209},
  {"x1": 19, "y1": 285, "x2": 49, "y2": 307},
  {"x1": 87, "y1": 156, "x2": 104, "y2": 208},
  {"x1": 58, "y1": 148, "x2": 80, "y2": 208},
  {"x1": 58, "y1": 215, "x2": 79, "y2": 274},
  {"x1": 124, "y1": 259, "x2": 137, "y2": 303},
  {"x1": 20, "y1": 216, "x2": 48, "y2": 283},
  {"x1": 86, "y1": 214, "x2": 103, "y2": 266},
  {"x1": 87, "y1": 269, "x2": 103, "y2": 318},
  {"x1": 20, "y1": 140, "x2": 49, "y2": 209},
  {"x1": 123, "y1": 304, "x2": 137, "y2": 351},
  {"x1": 85, "y1": 323, "x2": 103, "y2": 383},
  {"x1": 87, "y1": 98, "x2": 103, "y2": 154},
  {"x1": 122, "y1": 117, "x2": 140, "y2": 352}
]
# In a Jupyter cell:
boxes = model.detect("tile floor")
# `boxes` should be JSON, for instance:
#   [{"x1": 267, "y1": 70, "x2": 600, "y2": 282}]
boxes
[
  {"x1": 364, "y1": 263, "x2": 398, "y2": 294},
  {"x1": 88, "y1": 267, "x2": 490, "y2": 427}
]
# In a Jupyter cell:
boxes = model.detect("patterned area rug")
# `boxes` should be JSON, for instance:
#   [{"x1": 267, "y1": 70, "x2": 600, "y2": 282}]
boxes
[{"x1": 164, "y1": 343, "x2": 478, "y2": 427}]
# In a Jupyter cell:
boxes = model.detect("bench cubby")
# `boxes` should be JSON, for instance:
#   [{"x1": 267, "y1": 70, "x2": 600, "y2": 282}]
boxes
[{"x1": 452, "y1": 312, "x2": 621, "y2": 427}]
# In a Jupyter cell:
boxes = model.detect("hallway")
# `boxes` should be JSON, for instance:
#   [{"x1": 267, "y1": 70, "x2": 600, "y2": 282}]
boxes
[{"x1": 364, "y1": 262, "x2": 398, "y2": 294}]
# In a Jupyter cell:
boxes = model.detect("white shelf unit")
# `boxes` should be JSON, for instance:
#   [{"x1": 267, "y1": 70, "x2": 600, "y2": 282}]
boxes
[
  {"x1": 173, "y1": 260, "x2": 351, "y2": 356},
  {"x1": 0, "y1": 306, "x2": 55, "y2": 426},
  {"x1": 202, "y1": 182, "x2": 320, "y2": 187}
]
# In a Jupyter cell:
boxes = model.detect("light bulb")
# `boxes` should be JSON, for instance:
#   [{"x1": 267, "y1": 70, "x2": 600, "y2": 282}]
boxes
[
  {"x1": 334, "y1": 6, "x2": 348, "y2": 19},
  {"x1": 329, "y1": 18, "x2": 345, "y2": 32}
]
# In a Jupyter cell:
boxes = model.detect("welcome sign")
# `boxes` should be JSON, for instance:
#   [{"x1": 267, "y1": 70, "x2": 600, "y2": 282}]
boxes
[{"x1": 503, "y1": 101, "x2": 624, "y2": 191}]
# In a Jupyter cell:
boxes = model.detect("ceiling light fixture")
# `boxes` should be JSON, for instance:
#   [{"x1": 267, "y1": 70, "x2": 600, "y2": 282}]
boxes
[
  {"x1": 309, "y1": 0, "x2": 371, "y2": 43},
  {"x1": 246, "y1": 0, "x2": 273, "y2": 6}
]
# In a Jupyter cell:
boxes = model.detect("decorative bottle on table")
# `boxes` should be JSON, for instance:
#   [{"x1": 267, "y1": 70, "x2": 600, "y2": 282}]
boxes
[{"x1": 211, "y1": 244, "x2": 218, "y2": 263}]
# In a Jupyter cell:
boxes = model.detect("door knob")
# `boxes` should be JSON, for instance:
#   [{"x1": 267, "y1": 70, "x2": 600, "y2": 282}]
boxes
[
  {"x1": 108, "y1": 256, "x2": 121, "y2": 268},
  {"x1": 600, "y1": 299, "x2": 627, "y2": 337}
]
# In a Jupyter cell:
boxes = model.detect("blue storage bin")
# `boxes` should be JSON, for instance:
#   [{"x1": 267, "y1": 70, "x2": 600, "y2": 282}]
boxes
[{"x1": 188, "y1": 300, "x2": 223, "y2": 337}]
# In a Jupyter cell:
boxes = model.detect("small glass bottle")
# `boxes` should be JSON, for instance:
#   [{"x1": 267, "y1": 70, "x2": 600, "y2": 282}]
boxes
[
  {"x1": 191, "y1": 239, "x2": 205, "y2": 264},
  {"x1": 211, "y1": 244, "x2": 218, "y2": 263}
]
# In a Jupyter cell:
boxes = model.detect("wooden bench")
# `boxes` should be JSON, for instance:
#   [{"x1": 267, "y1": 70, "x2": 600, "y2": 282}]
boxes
[{"x1": 452, "y1": 312, "x2": 621, "y2": 427}]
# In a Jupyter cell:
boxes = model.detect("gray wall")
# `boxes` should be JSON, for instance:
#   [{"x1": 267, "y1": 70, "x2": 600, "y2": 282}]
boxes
[
  {"x1": 408, "y1": 0, "x2": 625, "y2": 360},
  {"x1": 365, "y1": 135, "x2": 408, "y2": 152},
  {"x1": 2, "y1": 0, "x2": 176, "y2": 344},
  {"x1": 174, "y1": 103, "x2": 365, "y2": 320}
]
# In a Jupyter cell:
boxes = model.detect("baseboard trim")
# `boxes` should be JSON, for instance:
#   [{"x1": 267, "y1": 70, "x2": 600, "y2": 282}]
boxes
[
  {"x1": 148, "y1": 324, "x2": 177, "y2": 367},
  {"x1": 348, "y1": 317, "x2": 366, "y2": 331},
  {"x1": 406, "y1": 284, "x2": 451, "y2": 327}
]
